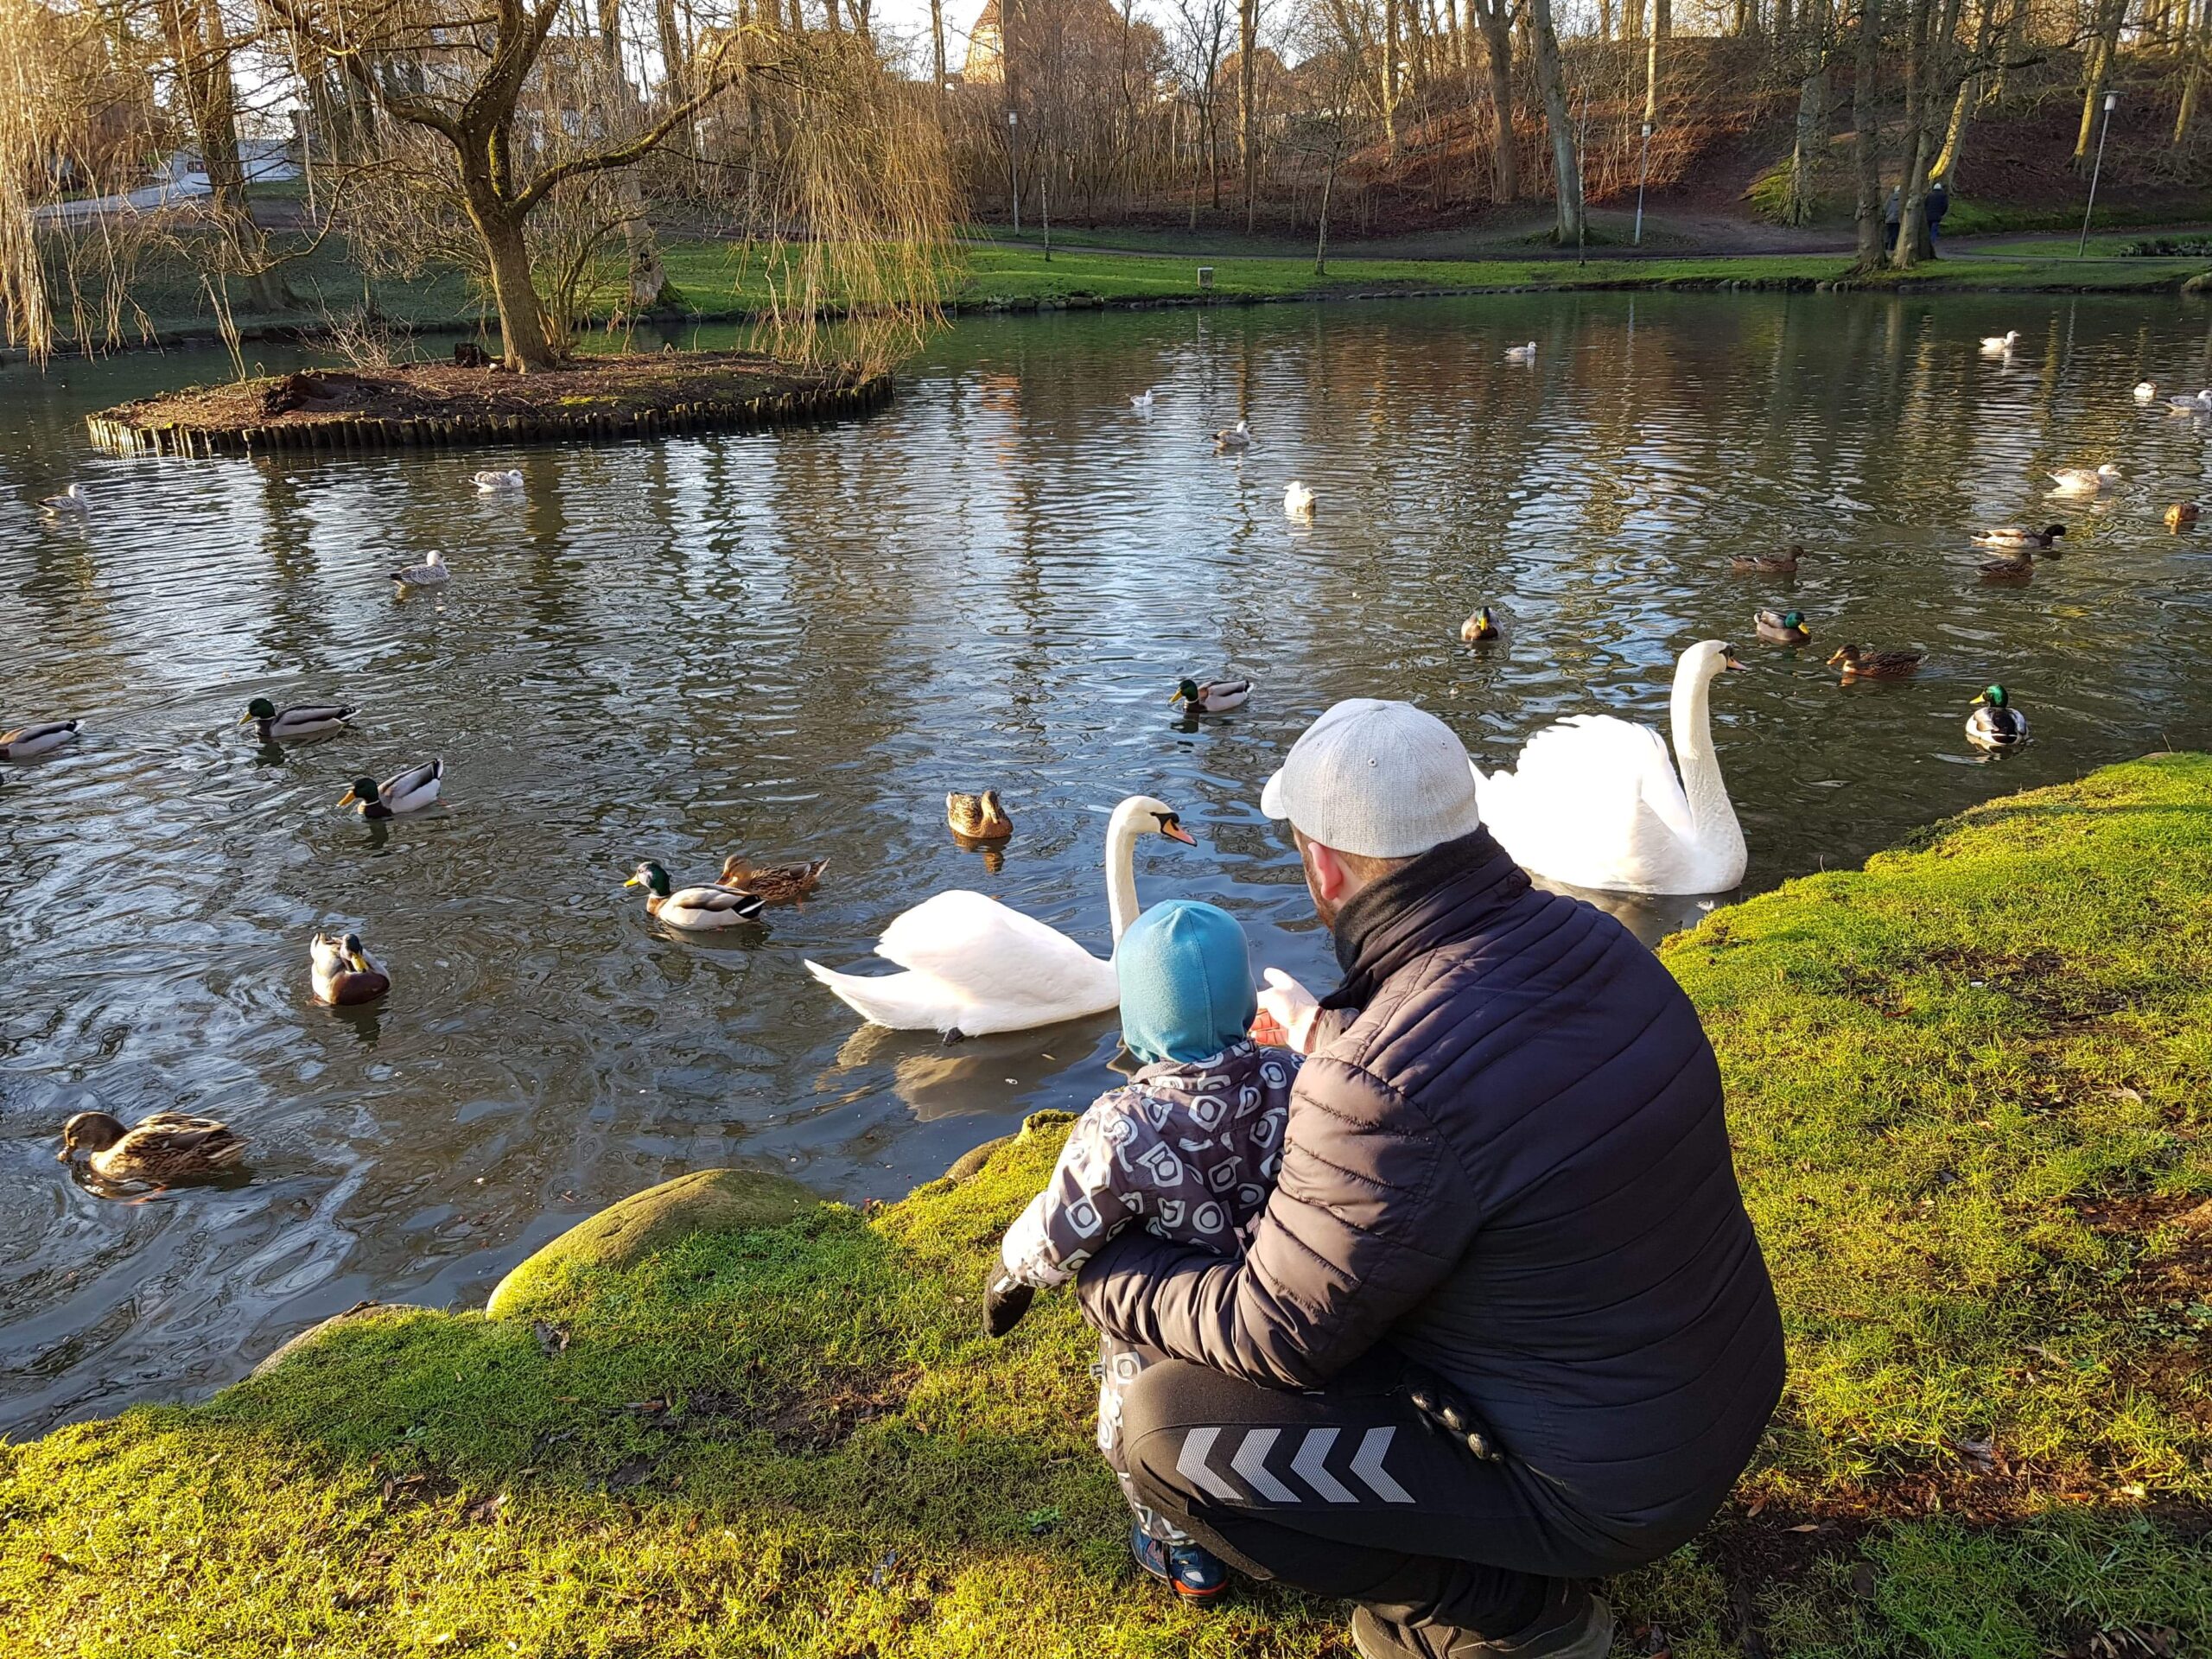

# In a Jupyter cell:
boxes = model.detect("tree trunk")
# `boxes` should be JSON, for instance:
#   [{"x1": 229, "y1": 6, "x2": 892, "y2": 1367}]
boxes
[
  {"x1": 2176, "y1": 0, "x2": 2204, "y2": 143},
  {"x1": 599, "y1": 0, "x2": 673, "y2": 311},
  {"x1": 1383, "y1": 0, "x2": 1402, "y2": 151},
  {"x1": 1782, "y1": 0, "x2": 1833, "y2": 226},
  {"x1": 1526, "y1": 0, "x2": 1582, "y2": 242},
  {"x1": 476, "y1": 207, "x2": 563, "y2": 370},
  {"x1": 2074, "y1": 0, "x2": 2126, "y2": 163},
  {"x1": 1475, "y1": 0, "x2": 1518, "y2": 200},
  {"x1": 1932, "y1": 0, "x2": 1993, "y2": 181},
  {"x1": 930, "y1": 0, "x2": 947, "y2": 99},
  {"x1": 161, "y1": 0, "x2": 287, "y2": 311},
  {"x1": 1316, "y1": 146, "x2": 1340, "y2": 272},
  {"x1": 1852, "y1": 0, "x2": 1885, "y2": 269},
  {"x1": 1644, "y1": 0, "x2": 1669, "y2": 128},
  {"x1": 1238, "y1": 0, "x2": 1258, "y2": 229}
]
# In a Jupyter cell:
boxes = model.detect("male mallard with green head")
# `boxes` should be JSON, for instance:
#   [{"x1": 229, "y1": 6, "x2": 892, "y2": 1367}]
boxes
[
  {"x1": 243, "y1": 698, "x2": 354, "y2": 742},
  {"x1": 1966, "y1": 685, "x2": 2029, "y2": 750},
  {"x1": 340, "y1": 759, "x2": 443, "y2": 817},
  {"x1": 310, "y1": 930, "x2": 391, "y2": 1005},
  {"x1": 58, "y1": 1110, "x2": 246, "y2": 1185},
  {"x1": 627, "y1": 861, "x2": 766, "y2": 930},
  {"x1": 1754, "y1": 608, "x2": 1811, "y2": 645},
  {"x1": 1171, "y1": 677, "x2": 1251, "y2": 714},
  {"x1": 1461, "y1": 607, "x2": 1503, "y2": 645}
]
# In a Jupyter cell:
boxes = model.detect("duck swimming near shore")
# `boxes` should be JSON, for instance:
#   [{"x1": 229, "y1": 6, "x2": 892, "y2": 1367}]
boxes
[
  {"x1": 2050, "y1": 464, "x2": 2122, "y2": 495},
  {"x1": 1732, "y1": 544, "x2": 1804, "y2": 575},
  {"x1": 1977, "y1": 550, "x2": 2036, "y2": 583},
  {"x1": 1829, "y1": 645, "x2": 1924, "y2": 682},
  {"x1": 1973, "y1": 523, "x2": 2065, "y2": 550},
  {"x1": 1172, "y1": 677, "x2": 1251, "y2": 714},
  {"x1": 2166, "y1": 502, "x2": 2201, "y2": 531},
  {"x1": 1966, "y1": 684, "x2": 2029, "y2": 750},
  {"x1": 310, "y1": 930, "x2": 391, "y2": 1006},
  {"x1": 719, "y1": 855, "x2": 830, "y2": 906},
  {"x1": 58, "y1": 1110, "x2": 246, "y2": 1185},
  {"x1": 1461, "y1": 607, "x2": 1503, "y2": 645},
  {"x1": 1755, "y1": 608, "x2": 1811, "y2": 645},
  {"x1": 626, "y1": 860, "x2": 766, "y2": 930}
]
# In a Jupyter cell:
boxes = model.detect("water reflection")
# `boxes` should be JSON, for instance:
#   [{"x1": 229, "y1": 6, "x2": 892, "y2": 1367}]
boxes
[{"x1": 3, "y1": 290, "x2": 2210, "y2": 1433}]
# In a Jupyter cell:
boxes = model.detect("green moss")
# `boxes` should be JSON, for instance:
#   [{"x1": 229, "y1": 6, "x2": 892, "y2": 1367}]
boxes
[{"x1": 3, "y1": 762, "x2": 2210, "y2": 1653}]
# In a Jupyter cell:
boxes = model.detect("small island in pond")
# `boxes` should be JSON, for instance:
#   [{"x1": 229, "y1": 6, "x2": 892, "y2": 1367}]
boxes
[{"x1": 86, "y1": 350, "x2": 893, "y2": 457}]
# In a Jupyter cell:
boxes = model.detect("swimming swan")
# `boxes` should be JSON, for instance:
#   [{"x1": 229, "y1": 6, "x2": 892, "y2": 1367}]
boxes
[
  {"x1": 1473, "y1": 640, "x2": 1749, "y2": 896},
  {"x1": 804, "y1": 795, "x2": 1195, "y2": 1036},
  {"x1": 1980, "y1": 331, "x2": 2020, "y2": 354}
]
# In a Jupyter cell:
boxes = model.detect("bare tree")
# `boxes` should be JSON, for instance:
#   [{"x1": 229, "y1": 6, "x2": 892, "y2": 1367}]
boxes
[
  {"x1": 1851, "y1": 0, "x2": 1885, "y2": 269},
  {"x1": 1525, "y1": 0, "x2": 1581, "y2": 242},
  {"x1": 1471, "y1": 0, "x2": 1518, "y2": 200}
]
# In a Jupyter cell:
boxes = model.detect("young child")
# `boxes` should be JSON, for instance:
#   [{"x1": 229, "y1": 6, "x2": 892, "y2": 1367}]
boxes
[{"x1": 982, "y1": 899, "x2": 1299, "y2": 1605}]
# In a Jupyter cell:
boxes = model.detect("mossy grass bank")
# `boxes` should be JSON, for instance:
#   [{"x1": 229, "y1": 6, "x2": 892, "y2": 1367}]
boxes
[
  {"x1": 3, "y1": 757, "x2": 2208, "y2": 1655},
  {"x1": 85, "y1": 351, "x2": 892, "y2": 457}
]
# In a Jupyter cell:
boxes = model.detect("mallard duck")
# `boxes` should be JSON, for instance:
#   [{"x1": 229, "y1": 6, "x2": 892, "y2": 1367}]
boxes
[
  {"x1": 1979, "y1": 330, "x2": 2020, "y2": 354},
  {"x1": 1973, "y1": 523, "x2": 2065, "y2": 550},
  {"x1": 340, "y1": 760, "x2": 442, "y2": 817},
  {"x1": 390, "y1": 551, "x2": 451, "y2": 587},
  {"x1": 947, "y1": 790, "x2": 1014, "y2": 842},
  {"x1": 2050, "y1": 464, "x2": 2122, "y2": 495},
  {"x1": 1461, "y1": 607, "x2": 1503, "y2": 645},
  {"x1": 1966, "y1": 684, "x2": 2029, "y2": 750},
  {"x1": 718, "y1": 855, "x2": 829, "y2": 906},
  {"x1": 626, "y1": 860, "x2": 766, "y2": 930},
  {"x1": 1, "y1": 719, "x2": 80, "y2": 759},
  {"x1": 1503, "y1": 340, "x2": 1537, "y2": 362},
  {"x1": 1213, "y1": 420, "x2": 1251, "y2": 449},
  {"x1": 39, "y1": 483, "x2": 88, "y2": 518},
  {"x1": 241, "y1": 698, "x2": 354, "y2": 741},
  {"x1": 1828, "y1": 644, "x2": 1924, "y2": 682},
  {"x1": 1129, "y1": 389, "x2": 1156, "y2": 412},
  {"x1": 309, "y1": 930, "x2": 391, "y2": 1006},
  {"x1": 2166, "y1": 502, "x2": 2201, "y2": 531},
  {"x1": 1284, "y1": 480, "x2": 1315, "y2": 518},
  {"x1": 2133, "y1": 380, "x2": 2159, "y2": 403},
  {"x1": 57, "y1": 1110, "x2": 246, "y2": 1185},
  {"x1": 472, "y1": 469, "x2": 523, "y2": 493},
  {"x1": 1732, "y1": 544, "x2": 1805, "y2": 575},
  {"x1": 1172, "y1": 677, "x2": 1251, "y2": 714},
  {"x1": 1978, "y1": 550, "x2": 2035, "y2": 582},
  {"x1": 1755, "y1": 608, "x2": 1811, "y2": 645}
]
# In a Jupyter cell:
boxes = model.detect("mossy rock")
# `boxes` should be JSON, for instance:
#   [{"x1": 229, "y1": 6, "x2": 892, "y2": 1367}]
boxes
[
  {"x1": 486, "y1": 1168, "x2": 823, "y2": 1319},
  {"x1": 251, "y1": 1300, "x2": 434, "y2": 1378},
  {"x1": 940, "y1": 1110, "x2": 1078, "y2": 1185}
]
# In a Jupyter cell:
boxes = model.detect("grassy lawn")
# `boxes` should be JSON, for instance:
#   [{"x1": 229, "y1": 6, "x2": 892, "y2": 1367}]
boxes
[{"x1": 3, "y1": 754, "x2": 2207, "y2": 1656}]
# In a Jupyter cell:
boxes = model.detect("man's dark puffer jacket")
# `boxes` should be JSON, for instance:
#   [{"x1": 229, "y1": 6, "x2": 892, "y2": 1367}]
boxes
[{"x1": 1080, "y1": 826, "x2": 1785, "y2": 1561}]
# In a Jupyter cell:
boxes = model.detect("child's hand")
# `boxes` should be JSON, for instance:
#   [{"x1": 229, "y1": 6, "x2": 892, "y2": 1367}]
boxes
[
  {"x1": 1256, "y1": 968, "x2": 1323, "y2": 1054},
  {"x1": 982, "y1": 1271, "x2": 1036, "y2": 1338}
]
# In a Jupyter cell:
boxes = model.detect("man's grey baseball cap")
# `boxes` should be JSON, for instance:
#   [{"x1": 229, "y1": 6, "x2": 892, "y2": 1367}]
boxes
[{"x1": 1258, "y1": 698, "x2": 1484, "y2": 859}]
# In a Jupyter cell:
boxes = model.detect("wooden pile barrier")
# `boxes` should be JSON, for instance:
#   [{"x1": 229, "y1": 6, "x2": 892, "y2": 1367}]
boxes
[{"x1": 85, "y1": 372, "x2": 895, "y2": 459}]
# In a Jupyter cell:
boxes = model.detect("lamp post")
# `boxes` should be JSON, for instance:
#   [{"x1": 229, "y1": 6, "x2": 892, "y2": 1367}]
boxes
[
  {"x1": 1633, "y1": 121, "x2": 1653, "y2": 246},
  {"x1": 2078, "y1": 91, "x2": 2117, "y2": 257},
  {"x1": 1007, "y1": 109, "x2": 1020, "y2": 238}
]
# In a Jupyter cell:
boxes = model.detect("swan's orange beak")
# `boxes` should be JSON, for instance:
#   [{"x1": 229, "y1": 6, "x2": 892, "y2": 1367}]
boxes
[{"x1": 1161, "y1": 820, "x2": 1197, "y2": 846}]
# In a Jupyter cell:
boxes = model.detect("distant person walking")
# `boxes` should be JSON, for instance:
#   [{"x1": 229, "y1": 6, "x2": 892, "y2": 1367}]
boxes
[{"x1": 1075, "y1": 699, "x2": 1786, "y2": 1658}]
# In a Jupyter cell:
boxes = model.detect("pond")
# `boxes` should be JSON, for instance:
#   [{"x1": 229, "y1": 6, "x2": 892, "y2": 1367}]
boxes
[{"x1": 4, "y1": 291, "x2": 2211, "y2": 1434}]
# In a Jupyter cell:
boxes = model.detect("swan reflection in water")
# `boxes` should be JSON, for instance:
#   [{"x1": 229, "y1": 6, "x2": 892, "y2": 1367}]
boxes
[{"x1": 823, "y1": 1018, "x2": 1118, "y2": 1122}]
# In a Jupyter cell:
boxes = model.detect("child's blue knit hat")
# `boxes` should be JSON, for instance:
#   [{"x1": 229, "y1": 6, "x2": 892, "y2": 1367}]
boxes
[{"x1": 1116, "y1": 899, "x2": 1257, "y2": 1065}]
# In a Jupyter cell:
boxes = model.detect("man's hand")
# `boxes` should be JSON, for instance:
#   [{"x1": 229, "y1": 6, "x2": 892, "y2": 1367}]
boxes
[
  {"x1": 982, "y1": 1271, "x2": 1036, "y2": 1338},
  {"x1": 1256, "y1": 968, "x2": 1323, "y2": 1055}
]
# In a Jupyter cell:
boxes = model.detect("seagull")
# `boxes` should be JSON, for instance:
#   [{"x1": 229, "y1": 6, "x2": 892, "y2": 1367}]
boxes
[
  {"x1": 1284, "y1": 480, "x2": 1315, "y2": 518},
  {"x1": 1129, "y1": 390, "x2": 1156, "y2": 412},
  {"x1": 39, "y1": 484, "x2": 88, "y2": 518},
  {"x1": 2049, "y1": 464, "x2": 2122, "y2": 495},
  {"x1": 1503, "y1": 340, "x2": 1537, "y2": 363},
  {"x1": 1979, "y1": 331, "x2": 2020, "y2": 355},
  {"x1": 390, "y1": 550, "x2": 452, "y2": 587},
  {"x1": 472, "y1": 469, "x2": 523, "y2": 493},
  {"x1": 2133, "y1": 380, "x2": 2159, "y2": 403},
  {"x1": 1213, "y1": 420, "x2": 1251, "y2": 450},
  {"x1": 2165, "y1": 389, "x2": 2212, "y2": 414}
]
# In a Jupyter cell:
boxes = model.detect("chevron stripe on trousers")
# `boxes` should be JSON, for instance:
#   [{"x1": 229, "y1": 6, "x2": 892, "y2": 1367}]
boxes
[{"x1": 1115, "y1": 1352, "x2": 1651, "y2": 1637}]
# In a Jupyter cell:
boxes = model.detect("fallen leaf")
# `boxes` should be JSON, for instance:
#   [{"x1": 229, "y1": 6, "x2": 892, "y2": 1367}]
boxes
[
  {"x1": 1950, "y1": 1436, "x2": 1998, "y2": 1472},
  {"x1": 605, "y1": 1455, "x2": 656, "y2": 1491},
  {"x1": 1850, "y1": 1562, "x2": 1877, "y2": 1599},
  {"x1": 533, "y1": 1320, "x2": 569, "y2": 1357},
  {"x1": 463, "y1": 1492, "x2": 507, "y2": 1525},
  {"x1": 1785, "y1": 1522, "x2": 1821, "y2": 1534}
]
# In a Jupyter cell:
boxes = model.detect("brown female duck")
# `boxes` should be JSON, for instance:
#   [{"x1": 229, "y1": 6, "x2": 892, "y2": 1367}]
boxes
[
  {"x1": 947, "y1": 790, "x2": 1014, "y2": 842},
  {"x1": 1732, "y1": 544, "x2": 1805, "y2": 575},
  {"x1": 58, "y1": 1111, "x2": 247, "y2": 1185},
  {"x1": 717, "y1": 855, "x2": 830, "y2": 906},
  {"x1": 1828, "y1": 644, "x2": 1925, "y2": 682}
]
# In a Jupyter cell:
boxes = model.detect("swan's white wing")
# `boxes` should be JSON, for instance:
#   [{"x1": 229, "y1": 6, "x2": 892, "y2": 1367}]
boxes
[
  {"x1": 808, "y1": 890, "x2": 1116, "y2": 1034},
  {"x1": 1476, "y1": 715, "x2": 1696, "y2": 892}
]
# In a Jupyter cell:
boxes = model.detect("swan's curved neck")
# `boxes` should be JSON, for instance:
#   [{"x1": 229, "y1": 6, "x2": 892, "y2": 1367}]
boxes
[
  {"x1": 1670, "y1": 658, "x2": 1744, "y2": 860},
  {"x1": 1105, "y1": 802, "x2": 1146, "y2": 943}
]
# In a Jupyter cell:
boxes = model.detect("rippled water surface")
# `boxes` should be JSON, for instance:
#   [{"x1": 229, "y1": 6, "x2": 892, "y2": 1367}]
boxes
[{"x1": 6, "y1": 292, "x2": 2212, "y2": 1432}]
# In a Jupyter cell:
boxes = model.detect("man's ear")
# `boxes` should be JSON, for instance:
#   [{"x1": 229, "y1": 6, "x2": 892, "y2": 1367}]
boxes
[{"x1": 1304, "y1": 838, "x2": 1357, "y2": 907}]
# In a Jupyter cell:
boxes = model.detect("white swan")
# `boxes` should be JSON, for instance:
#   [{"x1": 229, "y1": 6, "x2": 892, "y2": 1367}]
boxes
[
  {"x1": 804, "y1": 795, "x2": 1195, "y2": 1036},
  {"x1": 1979, "y1": 331, "x2": 2020, "y2": 354},
  {"x1": 1473, "y1": 640, "x2": 1749, "y2": 895},
  {"x1": 2049, "y1": 464, "x2": 2122, "y2": 495},
  {"x1": 1503, "y1": 340, "x2": 1537, "y2": 363},
  {"x1": 1284, "y1": 480, "x2": 1315, "y2": 518}
]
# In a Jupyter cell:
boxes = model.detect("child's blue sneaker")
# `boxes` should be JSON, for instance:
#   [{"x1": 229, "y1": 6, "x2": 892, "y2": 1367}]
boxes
[{"x1": 1129, "y1": 1522, "x2": 1230, "y2": 1605}]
